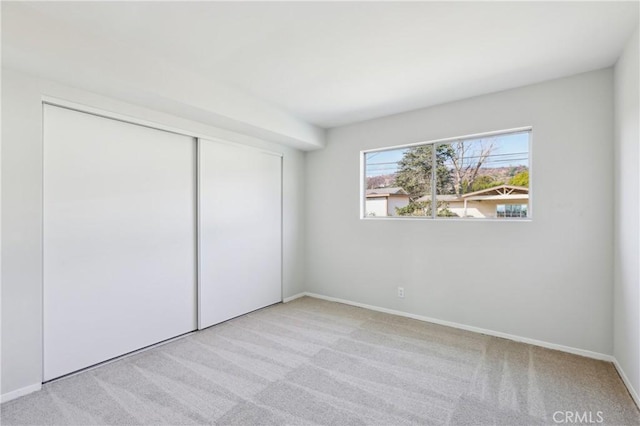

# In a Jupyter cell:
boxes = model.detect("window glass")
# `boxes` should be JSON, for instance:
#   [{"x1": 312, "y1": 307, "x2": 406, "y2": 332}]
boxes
[{"x1": 363, "y1": 130, "x2": 530, "y2": 219}]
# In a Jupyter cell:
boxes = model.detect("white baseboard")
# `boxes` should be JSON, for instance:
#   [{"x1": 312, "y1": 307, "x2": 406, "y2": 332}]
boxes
[
  {"x1": 283, "y1": 292, "x2": 306, "y2": 303},
  {"x1": 303, "y1": 291, "x2": 640, "y2": 409},
  {"x1": 1, "y1": 383, "x2": 41, "y2": 403},
  {"x1": 304, "y1": 292, "x2": 614, "y2": 362},
  {"x1": 613, "y1": 358, "x2": 640, "y2": 409}
]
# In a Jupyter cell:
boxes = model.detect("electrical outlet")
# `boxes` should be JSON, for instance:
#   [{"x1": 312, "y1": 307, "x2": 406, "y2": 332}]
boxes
[{"x1": 397, "y1": 287, "x2": 405, "y2": 298}]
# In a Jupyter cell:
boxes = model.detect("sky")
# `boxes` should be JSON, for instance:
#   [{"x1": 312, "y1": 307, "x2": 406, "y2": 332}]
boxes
[{"x1": 365, "y1": 131, "x2": 530, "y2": 177}]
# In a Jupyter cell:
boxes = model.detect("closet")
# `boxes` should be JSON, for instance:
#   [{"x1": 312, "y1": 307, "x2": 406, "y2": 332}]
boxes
[
  {"x1": 43, "y1": 104, "x2": 282, "y2": 381},
  {"x1": 198, "y1": 139, "x2": 282, "y2": 328}
]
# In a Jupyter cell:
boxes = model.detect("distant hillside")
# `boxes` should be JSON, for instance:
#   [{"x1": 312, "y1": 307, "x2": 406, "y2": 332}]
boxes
[
  {"x1": 476, "y1": 165, "x2": 528, "y2": 183},
  {"x1": 366, "y1": 166, "x2": 528, "y2": 190},
  {"x1": 366, "y1": 173, "x2": 396, "y2": 189}
]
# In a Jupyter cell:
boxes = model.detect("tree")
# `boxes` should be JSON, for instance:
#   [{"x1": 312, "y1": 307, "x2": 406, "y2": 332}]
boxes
[
  {"x1": 393, "y1": 144, "x2": 454, "y2": 200},
  {"x1": 391, "y1": 140, "x2": 499, "y2": 217},
  {"x1": 395, "y1": 201, "x2": 430, "y2": 216},
  {"x1": 470, "y1": 175, "x2": 503, "y2": 192},
  {"x1": 395, "y1": 200, "x2": 457, "y2": 217},
  {"x1": 509, "y1": 170, "x2": 529, "y2": 187},
  {"x1": 449, "y1": 139, "x2": 496, "y2": 196}
]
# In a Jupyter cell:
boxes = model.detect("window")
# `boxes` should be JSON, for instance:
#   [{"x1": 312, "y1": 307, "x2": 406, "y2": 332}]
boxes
[
  {"x1": 497, "y1": 204, "x2": 528, "y2": 218},
  {"x1": 362, "y1": 129, "x2": 531, "y2": 219}
]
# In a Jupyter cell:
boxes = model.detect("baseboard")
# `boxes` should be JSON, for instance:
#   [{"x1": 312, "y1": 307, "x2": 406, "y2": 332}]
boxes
[
  {"x1": 304, "y1": 292, "x2": 614, "y2": 362},
  {"x1": 282, "y1": 292, "x2": 306, "y2": 303},
  {"x1": 613, "y1": 358, "x2": 640, "y2": 409},
  {"x1": 1, "y1": 383, "x2": 41, "y2": 403}
]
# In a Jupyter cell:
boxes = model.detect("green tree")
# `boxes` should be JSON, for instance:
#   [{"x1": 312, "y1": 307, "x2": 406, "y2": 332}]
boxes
[
  {"x1": 393, "y1": 144, "x2": 454, "y2": 200},
  {"x1": 395, "y1": 200, "x2": 457, "y2": 217},
  {"x1": 509, "y1": 170, "x2": 529, "y2": 187},
  {"x1": 470, "y1": 175, "x2": 503, "y2": 192},
  {"x1": 395, "y1": 201, "x2": 430, "y2": 216}
]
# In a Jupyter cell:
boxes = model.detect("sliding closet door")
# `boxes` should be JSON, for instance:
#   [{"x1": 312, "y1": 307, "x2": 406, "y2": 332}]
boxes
[
  {"x1": 199, "y1": 139, "x2": 282, "y2": 329},
  {"x1": 43, "y1": 105, "x2": 197, "y2": 381}
]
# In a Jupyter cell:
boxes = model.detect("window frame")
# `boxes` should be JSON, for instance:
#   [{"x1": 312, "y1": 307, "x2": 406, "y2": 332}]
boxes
[{"x1": 360, "y1": 127, "x2": 533, "y2": 221}]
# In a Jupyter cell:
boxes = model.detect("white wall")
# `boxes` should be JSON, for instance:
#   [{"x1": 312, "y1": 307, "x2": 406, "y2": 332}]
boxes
[
  {"x1": 0, "y1": 68, "x2": 306, "y2": 399},
  {"x1": 306, "y1": 69, "x2": 614, "y2": 355},
  {"x1": 614, "y1": 27, "x2": 640, "y2": 402}
]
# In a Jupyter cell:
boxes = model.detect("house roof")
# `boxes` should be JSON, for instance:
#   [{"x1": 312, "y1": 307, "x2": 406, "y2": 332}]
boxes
[
  {"x1": 460, "y1": 185, "x2": 528, "y2": 198},
  {"x1": 416, "y1": 185, "x2": 529, "y2": 202},
  {"x1": 366, "y1": 187, "x2": 409, "y2": 198}
]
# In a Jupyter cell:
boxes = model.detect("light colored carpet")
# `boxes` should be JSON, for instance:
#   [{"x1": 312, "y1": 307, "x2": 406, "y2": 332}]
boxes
[{"x1": 2, "y1": 296, "x2": 639, "y2": 425}]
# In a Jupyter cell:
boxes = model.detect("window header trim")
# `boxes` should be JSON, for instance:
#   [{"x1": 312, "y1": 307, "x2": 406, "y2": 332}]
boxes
[{"x1": 362, "y1": 126, "x2": 532, "y2": 155}]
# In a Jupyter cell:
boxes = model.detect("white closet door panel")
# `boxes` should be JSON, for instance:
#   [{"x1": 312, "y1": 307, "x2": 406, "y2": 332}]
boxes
[
  {"x1": 44, "y1": 105, "x2": 197, "y2": 381},
  {"x1": 199, "y1": 139, "x2": 282, "y2": 329}
]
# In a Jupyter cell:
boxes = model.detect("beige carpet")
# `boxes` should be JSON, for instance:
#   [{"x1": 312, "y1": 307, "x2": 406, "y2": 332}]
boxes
[{"x1": 2, "y1": 296, "x2": 639, "y2": 425}]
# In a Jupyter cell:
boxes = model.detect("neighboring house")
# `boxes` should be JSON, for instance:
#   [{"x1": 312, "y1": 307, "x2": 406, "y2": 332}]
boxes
[
  {"x1": 366, "y1": 187, "x2": 410, "y2": 216},
  {"x1": 417, "y1": 185, "x2": 529, "y2": 218}
]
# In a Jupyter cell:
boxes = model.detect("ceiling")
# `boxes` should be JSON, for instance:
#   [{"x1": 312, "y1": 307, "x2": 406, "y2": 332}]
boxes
[{"x1": 3, "y1": 1, "x2": 639, "y2": 129}]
